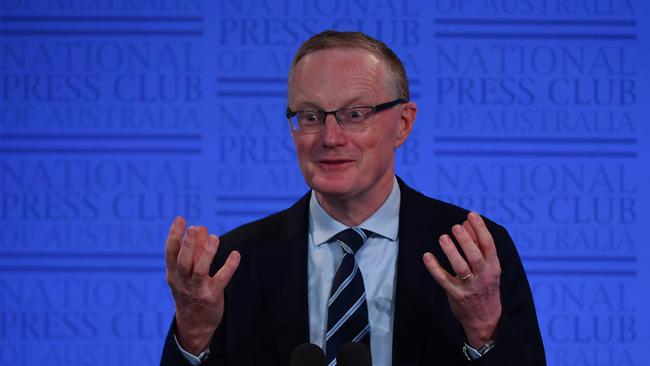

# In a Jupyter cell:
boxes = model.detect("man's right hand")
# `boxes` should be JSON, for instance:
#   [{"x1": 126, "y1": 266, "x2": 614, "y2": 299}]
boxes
[{"x1": 165, "y1": 216, "x2": 241, "y2": 355}]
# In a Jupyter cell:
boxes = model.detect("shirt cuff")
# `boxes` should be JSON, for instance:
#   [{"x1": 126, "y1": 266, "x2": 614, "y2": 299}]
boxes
[
  {"x1": 462, "y1": 341, "x2": 495, "y2": 361},
  {"x1": 173, "y1": 333, "x2": 210, "y2": 365}
]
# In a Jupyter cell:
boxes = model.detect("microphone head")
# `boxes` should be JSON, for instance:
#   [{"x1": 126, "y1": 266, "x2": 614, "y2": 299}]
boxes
[
  {"x1": 336, "y1": 342, "x2": 372, "y2": 366},
  {"x1": 289, "y1": 343, "x2": 326, "y2": 366}
]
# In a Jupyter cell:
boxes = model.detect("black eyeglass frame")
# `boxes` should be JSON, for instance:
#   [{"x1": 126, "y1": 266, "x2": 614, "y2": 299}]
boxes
[{"x1": 286, "y1": 98, "x2": 408, "y2": 132}]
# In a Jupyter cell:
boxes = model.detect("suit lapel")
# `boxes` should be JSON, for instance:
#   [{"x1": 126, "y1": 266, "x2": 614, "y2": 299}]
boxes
[
  {"x1": 392, "y1": 178, "x2": 449, "y2": 365},
  {"x1": 258, "y1": 193, "x2": 311, "y2": 363}
]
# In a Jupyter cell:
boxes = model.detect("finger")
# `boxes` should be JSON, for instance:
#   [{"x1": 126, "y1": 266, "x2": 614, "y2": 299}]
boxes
[
  {"x1": 211, "y1": 250, "x2": 241, "y2": 292},
  {"x1": 165, "y1": 216, "x2": 186, "y2": 273},
  {"x1": 194, "y1": 234, "x2": 219, "y2": 277},
  {"x1": 462, "y1": 219, "x2": 478, "y2": 243},
  {"x1": 192, "y1": 226, "x2": 209, "y2": 263},
  {"x1": 438, "y1": 234, "x2": 472, "y2": 278},
  {"x1": 451, "y1": 224, "x2": 486, "y2": 273},
  {"x1": 177, "y1": 226, "x2": 198, "y2": 277},
  {"x1": 468, "y1": 212, "x2": 498, "y2": 264},
  {"x1": 423, "y1": 252, "x2": 456, "y2": 292}
]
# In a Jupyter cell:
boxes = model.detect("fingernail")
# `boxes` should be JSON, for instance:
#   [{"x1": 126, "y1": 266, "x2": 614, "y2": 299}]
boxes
[
  {"x1": 452, "y1": 225, "x2": 462, "y2": 235},
  {"x1": 440, "y1": 235, "x2": 451, "y2": 245},
  {"x1": 469, "y1": 212, "x2": 480, "y2": 222}
]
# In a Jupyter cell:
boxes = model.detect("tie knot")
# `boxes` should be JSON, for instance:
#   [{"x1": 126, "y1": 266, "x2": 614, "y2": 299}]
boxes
[{"x1": 334, "y1": 228, "x2": 370, "y2": 255}]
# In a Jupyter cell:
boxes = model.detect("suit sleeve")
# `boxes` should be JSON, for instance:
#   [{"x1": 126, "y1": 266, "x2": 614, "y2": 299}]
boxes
[{"x1": 470, "y1": 223, "x2": 546, "y2": 366}]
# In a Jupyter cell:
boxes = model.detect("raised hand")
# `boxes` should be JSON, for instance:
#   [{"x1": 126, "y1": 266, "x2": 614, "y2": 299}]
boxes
[
  {"x1": 165, "y1": 216, "x2": 241, "y2": 355},
  {"x1": 422, "y1": 212, "x2": 502, "y2": 348}
]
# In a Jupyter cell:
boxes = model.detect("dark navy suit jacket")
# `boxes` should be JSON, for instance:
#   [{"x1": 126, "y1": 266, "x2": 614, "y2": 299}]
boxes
[{"x1": 160, "y1": 177, "x2": 546, "y2": 366}]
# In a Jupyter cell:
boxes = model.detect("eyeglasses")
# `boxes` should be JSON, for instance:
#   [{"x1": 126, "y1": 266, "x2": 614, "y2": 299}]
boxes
[{"x1": 286, "y1": 98, "x2": 408, "y2": 133}]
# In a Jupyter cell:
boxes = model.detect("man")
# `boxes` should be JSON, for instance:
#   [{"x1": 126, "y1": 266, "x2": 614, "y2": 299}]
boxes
[{"x1": 161, "y1": 30, "x2": 546, "y2": 366}]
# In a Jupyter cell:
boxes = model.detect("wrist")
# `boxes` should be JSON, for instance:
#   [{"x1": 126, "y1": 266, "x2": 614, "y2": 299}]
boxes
[
  {"x1": 175, "y1": 319, "x2": 216, "y2": 355},
  {"x1": 177, "y1": 332, "x2": 212, "y2": 355},
  {"x1": 174, "y1": 333, "x2": 211, "y2": 365},
  {"x1": 464, "y1": 315, "x2": 500, "y2": 348},
  {"x1": 466, "y1": 333, "x2": 495, "y2": 349}
]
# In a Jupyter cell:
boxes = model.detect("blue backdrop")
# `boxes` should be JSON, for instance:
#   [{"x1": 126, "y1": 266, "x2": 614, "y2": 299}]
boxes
[{"x1": 1, "y1": 0, "x2": 649, "y2": 365}]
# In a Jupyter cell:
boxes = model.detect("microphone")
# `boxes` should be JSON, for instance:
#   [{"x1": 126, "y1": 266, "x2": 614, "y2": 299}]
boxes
[
  {"x1": 336, "y1": 342, "x2": 372, "y2": 366},
  {"x1": 289, "y1": 343, "x2": 326, "y2": 366}
]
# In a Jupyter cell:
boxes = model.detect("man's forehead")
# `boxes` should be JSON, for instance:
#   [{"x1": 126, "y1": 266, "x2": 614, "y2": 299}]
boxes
[
  {"x1": 289, "y1": 77, "x2": 382, "y2": 110},
  {"x1": 288, "y1": 48, "x2": 392, "y2": 107}
]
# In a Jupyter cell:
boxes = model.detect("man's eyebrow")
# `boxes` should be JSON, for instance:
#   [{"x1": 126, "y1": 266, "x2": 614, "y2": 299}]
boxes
[
  {"x1": 293, "y1": 96, "x2": 369, "y2": 111},
  {"x1": 293, "y1": 101, "x2": 321, "y2": 110}
]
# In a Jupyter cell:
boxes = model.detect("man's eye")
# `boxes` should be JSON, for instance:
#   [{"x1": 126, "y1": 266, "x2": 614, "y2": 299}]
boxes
[
  {"x1": 301, "y1": 113, "x2": 320, "y2": 122},
  {"x1": 349, "y1": 109, "x2": 365, "y2": 119}
]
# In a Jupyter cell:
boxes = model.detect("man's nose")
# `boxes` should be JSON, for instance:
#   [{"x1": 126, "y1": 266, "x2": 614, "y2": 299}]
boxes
[{"x1": 321, "y1": 114, "x2": 345, "y2": 146}]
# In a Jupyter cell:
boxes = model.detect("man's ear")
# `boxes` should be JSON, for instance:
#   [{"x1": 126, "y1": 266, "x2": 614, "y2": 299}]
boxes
[{"x1": 394, "y1": 101, "x2": 417, "y2": 148}]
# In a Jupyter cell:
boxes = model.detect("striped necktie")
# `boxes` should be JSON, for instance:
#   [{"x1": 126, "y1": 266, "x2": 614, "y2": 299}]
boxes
[{"x1": 325, "y1": 227, "x2": 371, "y2": 365}]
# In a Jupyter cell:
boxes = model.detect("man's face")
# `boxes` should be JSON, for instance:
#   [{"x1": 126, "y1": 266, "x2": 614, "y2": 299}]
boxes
[{"x1": 288, "y1": 48, "x2": 415, "y2": 203}]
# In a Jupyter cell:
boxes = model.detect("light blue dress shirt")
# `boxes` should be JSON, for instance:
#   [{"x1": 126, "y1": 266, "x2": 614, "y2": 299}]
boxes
[{"x1": 308, "y1": 177, "x2": 400, "y2": 366}]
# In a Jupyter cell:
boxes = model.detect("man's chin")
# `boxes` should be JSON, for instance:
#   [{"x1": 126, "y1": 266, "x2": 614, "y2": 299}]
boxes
[{"x1": 309, "y1": 177, "x2": 354, "y2": 198}]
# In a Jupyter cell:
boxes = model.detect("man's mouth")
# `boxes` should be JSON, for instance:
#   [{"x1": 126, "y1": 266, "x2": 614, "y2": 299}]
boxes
[
  {"x1": 320, "y1": 159, "x2": 352, "y2": 164},
  {"x1": 317, "y1": 159, "x2": 354, "y2": 168}
]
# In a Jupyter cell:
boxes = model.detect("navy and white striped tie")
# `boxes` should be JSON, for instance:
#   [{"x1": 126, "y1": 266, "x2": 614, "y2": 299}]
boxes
[{"x1": 325, "y1": 227, "x2": 371, "y2": 366}]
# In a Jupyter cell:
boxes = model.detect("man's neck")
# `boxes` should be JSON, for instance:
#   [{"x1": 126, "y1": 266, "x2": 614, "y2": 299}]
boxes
[{"x1": 315, "y1": 176, "x2": 395, "y2": 227}]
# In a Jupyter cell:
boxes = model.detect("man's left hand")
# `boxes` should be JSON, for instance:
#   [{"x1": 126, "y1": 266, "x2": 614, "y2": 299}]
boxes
[{"x1": 423, "y1": 211, "x2": 502, "y2": 348}]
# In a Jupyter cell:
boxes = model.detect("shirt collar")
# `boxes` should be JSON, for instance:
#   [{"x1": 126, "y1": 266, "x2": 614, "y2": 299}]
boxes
[{"x1": 309, "y1": 176, "x2": 401, "y2": 246}]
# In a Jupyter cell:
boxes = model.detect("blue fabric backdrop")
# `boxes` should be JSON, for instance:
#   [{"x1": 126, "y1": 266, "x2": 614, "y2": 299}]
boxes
[{"x1": 1, "y1": 0, "x2": 649, "y2": 365}]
